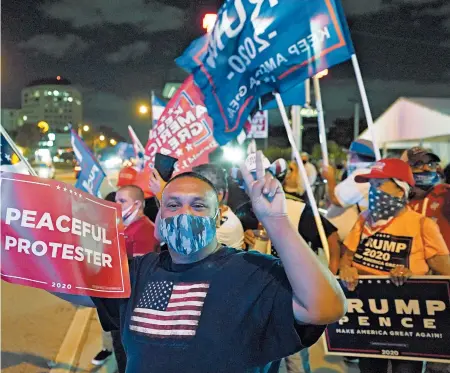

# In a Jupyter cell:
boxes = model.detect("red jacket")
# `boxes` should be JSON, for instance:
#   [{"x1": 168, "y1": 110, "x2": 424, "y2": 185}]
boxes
[
  {"x1": 409, "y1": 184, "x2": 450, "y2": 250},
  {"x1": 124, "y1": 215, "x2": 159, "y2": 258}
]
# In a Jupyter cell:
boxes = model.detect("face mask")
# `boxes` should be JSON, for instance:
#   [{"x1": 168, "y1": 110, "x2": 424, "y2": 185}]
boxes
[
  {"x1": 122, "y1": 203, "x2": 139, "y2": 226},
  {"x1": 158, "y1": 213, "x2": 218, "y2": 255},
  {"x1": 413, "y1": 171, "x2": 440, "y2": 190},
  {"x1": 368, "y1": 186, "x2": 406, "y2": 222},
  {"x1": 347, "y1": 162, "x2": 373, "y2": 175}
]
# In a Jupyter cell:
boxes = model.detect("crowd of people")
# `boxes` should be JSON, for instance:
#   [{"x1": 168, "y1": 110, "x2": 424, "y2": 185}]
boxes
[{"x1": 54, "y1": 141, "x2": 449, "y2": 373}]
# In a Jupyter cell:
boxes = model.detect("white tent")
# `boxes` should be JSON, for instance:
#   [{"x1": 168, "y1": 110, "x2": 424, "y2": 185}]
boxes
[{"x1": 359, "y1": 97, "x2": 450, "y2": 163}]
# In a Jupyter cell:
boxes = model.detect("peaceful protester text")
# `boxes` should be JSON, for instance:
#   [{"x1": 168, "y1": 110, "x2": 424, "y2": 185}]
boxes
[
  {"x1": 0, "y1": 172, "x2": 130, "y2": 298},
  {"x1": 324, "y1": 277, "x2": 450, "y2": 363}
]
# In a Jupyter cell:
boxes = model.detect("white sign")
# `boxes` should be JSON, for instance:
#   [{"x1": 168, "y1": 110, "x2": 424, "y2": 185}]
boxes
[{"x1": 247, "y1": 110, "x2": 269, "y2": 139}]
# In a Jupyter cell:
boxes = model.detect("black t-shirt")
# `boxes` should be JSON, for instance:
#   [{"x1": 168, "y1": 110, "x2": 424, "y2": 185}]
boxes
[{"x1": 92, "y1": 247, "x2": 325, "y2": 373}]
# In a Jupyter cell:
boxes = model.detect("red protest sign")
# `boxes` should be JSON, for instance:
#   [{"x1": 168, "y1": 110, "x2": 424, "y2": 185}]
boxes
[
  {"x1": 0, "y1": 172, "x2": 130, "y2": 298},
  {"x1": 144, "y1": 75, "x2": 218, "y2": 175}
]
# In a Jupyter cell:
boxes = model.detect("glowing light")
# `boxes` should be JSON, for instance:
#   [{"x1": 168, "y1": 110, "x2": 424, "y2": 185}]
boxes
[
  {"x1": 99, "y1": 135, "x2": 105, "y2": 141},
  {"x1": 110, "y1": 138, "x2": 117, "y2": 146},
  {"x1": 68, "y1": 97, "x2": 73, "y2": 102},
  {"x1": 57, "y1": 75, "x2": 61, "y2": 80},
  {"x1": 203, "y1": 14, "x2": 217, "y2": 32},
  {"x1": 138, "y1": 104, "x2": 149, "y2": 115},
  {"x1": 83, "y1": 124, "x2": 90, "y2": 132}
]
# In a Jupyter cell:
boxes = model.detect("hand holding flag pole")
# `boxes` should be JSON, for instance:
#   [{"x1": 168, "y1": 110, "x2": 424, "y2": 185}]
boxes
[{"x1": 275, "y1": 93, "x2": 330, "y2": 263}]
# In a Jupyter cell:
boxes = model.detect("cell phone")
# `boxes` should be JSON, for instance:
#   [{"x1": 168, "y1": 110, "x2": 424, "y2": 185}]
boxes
[{"x1": 155, "y1": 153, "x2": 177, "y2": 182}]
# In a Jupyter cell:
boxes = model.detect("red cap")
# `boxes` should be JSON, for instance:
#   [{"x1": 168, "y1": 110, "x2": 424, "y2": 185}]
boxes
[
  {"x1": 354, "y1": 158, "x2": 415, "y2": 187},
  {"x1": 117, "y1": 166, "x2": 137, "y2": 187}
]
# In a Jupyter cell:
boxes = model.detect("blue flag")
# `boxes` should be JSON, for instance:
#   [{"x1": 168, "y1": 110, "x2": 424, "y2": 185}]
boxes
[
  {"x1": 177, "y1": 0, "x2": 353, "y2": 145},
  {"x1": 70, "y1": 129, "x2": 106, "y2": 197},
  {"x1": 263, "y1": 82, "x2": 306, "y2": 110},
  {"x1": 152, "y1": 95, "x2": 166, "y2": 127}
]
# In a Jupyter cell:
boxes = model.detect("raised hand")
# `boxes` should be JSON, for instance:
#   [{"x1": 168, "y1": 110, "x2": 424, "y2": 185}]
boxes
[
  {"x1": 149, "y1": 168, "x2": 167, "y2": 201},
  {"x1": 239, "y1": 151, "x2": 287, "y2": 223}
]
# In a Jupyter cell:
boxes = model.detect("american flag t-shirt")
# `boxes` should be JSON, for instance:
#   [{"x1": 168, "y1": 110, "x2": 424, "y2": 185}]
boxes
[{"x1": 130, "y1": 281, "x2": 210, "y2": 338}]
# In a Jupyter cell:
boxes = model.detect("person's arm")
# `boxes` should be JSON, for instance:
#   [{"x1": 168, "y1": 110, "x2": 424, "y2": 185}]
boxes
[
  {"x1": 327, "y1": 232, "x2": 341, "y2": 275},
  {"x1": 422, "y1": 217, "x2": 450, "y2": 275},
  {"x1": 264, "y1": 216, "x2": 346, "y2": 324},
  {"x1": 338, "y1": 220, "x2": 362, "y2": 291},
  {"x1": 241, "y1": 152, "x2": 346, "y2": 325},
  {"x1": 321, "y1": 165, "x2": 341, "y2": 206}
]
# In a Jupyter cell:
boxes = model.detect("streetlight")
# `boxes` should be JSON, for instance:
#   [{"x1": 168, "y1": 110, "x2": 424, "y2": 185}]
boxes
[
  {"x1": 202, "y1": 13, "x2": 217, "y2": 32},
  {"x1": 110, "y1": 138, "x2": 117, "y2": 146},
  {"x1": 99, "y1": 135, "x2": 105, "y2": 141},
  {"x1": 138, "y1": 104, "x2": 149, "y2": 115},
  {"x1": 83, "y1": 124, "x2": 90, "y2": 132}
]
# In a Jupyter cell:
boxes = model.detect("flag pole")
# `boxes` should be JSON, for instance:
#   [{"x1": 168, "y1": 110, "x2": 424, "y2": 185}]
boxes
[
  {"x1": 150, "y1": 90, "x2": 155, "y2": 129},
  {"x1": 275, "y1": 93, "x2": 330, "y2": 262},
  {"x1": 0, "y1": 125, "x2": 38, "y2": 176},
  {"x1": 313, "y1": 76, "x2": 329, "y2": 167},
  {"x1": 351, "y1": 54, "x2": 381, "y2": 160}
]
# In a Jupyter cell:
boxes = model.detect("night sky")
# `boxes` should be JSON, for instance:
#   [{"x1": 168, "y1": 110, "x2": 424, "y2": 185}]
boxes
[{"x1": 2, "y1": 0, "x2": 450, "y2": 141}]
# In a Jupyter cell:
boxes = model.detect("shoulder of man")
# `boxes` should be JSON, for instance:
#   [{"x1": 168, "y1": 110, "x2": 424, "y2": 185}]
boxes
[{"x1": 431, "y1": 183, "x2": 450, "y2": 197}]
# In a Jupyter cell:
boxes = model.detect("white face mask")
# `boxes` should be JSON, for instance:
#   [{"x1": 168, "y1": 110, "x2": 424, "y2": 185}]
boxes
[
  {"x1": 348, "y1": 161, "x2": 373, "y2": 175},
  {"x1": 122, "y1": 203, "x2": 139, "y2": 226}
]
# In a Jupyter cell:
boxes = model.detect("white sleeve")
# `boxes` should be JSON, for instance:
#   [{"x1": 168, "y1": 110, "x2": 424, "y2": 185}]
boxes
[
  {"x1": 305, "y1": 163, "x2": 317, "y2": 185},
  {"x1": 216, "y1": 210, "x2": 245, "y2": 249},
  {"x1": 334, "y1": 169, "x2": 370, "y2": 208}
]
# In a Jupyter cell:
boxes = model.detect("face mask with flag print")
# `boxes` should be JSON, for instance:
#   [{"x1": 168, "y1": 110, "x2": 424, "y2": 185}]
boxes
[
  {"x1": 158, "y1": 213, "x2": 218, "y2": 256},
  {"x1": 122, "y1": 203, "x2": 139, "y2": 226},
  {"x1": 368, "y1": 186, "x2": 407, "y2": 223}
]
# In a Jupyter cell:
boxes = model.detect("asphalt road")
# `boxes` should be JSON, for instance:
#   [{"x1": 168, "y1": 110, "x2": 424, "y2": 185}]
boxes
[{"x1": 0, "y1": 168, "x2": 118, "y2": 373}]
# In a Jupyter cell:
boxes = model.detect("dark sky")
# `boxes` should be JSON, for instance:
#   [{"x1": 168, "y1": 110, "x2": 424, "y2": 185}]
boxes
[{"x1": 2, "y1": 0, "x2": 450, "y2": 140}]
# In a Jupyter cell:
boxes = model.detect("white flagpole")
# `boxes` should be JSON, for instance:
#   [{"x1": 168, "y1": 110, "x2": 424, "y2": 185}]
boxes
[
  {"x1": 313, "y1": 76, "x2": 329, "y2": 167},
  {"x1": 351, "y1": 54, "x2": 381, "y2": 160},
  {"x1": 0, "y1": 125, "x2": 37, "y2": 176},
  {"x1": 305, "y1": 79, "x2": 311, "y2": 107},
  {"x1": 275, "y1": 93, "x2": 330, "y2": 262},
  {"x1": 128, "y1": 125, "x2": 144, "y2": 150}
]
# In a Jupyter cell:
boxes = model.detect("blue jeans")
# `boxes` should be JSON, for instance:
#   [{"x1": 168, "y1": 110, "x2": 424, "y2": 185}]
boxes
[{"x1": 284, "y1": 348, "x2": 311, "y2": 373}]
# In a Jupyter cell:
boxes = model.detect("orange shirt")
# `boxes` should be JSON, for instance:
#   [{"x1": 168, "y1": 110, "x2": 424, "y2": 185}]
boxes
[
  {"x1": 409, "y1": 184, "x2": 450, "y2": 251},
  {"x1": 344, "y1": 208, "x2": 448, "y2": 275}
]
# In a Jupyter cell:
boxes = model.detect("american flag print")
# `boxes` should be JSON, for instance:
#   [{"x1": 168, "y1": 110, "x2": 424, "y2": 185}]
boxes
[{"x1": 130, "y1": 281, "x2": 210, "y2": 338}]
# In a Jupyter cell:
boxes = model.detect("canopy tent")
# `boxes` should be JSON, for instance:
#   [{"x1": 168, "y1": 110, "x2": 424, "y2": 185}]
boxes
[{"x1": 359, "y1": 97, "x2": 450, "y2": 163}]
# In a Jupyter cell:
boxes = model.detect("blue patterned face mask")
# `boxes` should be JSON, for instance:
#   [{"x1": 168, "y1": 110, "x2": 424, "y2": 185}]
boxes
[
  {"x1": 368, "y1": 186, "x2": 406, "y2": 222},
  {"x1": 158, "y1": 213, "x2": 218, "y2": 255},
  {"x1": 413, "y1": 171, "x2": 440, "y2": 190}
]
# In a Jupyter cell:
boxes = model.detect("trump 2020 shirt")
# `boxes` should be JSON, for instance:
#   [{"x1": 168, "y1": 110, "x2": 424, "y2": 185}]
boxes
[{"x1": 92, "y1": 247, "x2": 325, "y2": 373}]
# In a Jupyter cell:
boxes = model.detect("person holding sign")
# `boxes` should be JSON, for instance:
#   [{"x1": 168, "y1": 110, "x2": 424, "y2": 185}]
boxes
[
  {"x1": 59, "y1": 151, "x2": 346, "y2": 372},
  {"x1": 339, "y1": 158, "x2": 450, "y2": 373}
]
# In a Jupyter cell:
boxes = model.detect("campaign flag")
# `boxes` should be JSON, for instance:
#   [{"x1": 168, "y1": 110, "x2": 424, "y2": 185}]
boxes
[
  {"x1": 130, "y1": 281, "x2": 210, "y2": 338},
  {"x1": 325, "y1": 276, "x2": 450, "y2": 363},
  {"x1": 152, "y1": 94, "x2": 166, "y2": 128},
  {"x1": 144, "y1": 75, "x2": 218, "y2": 175},
  {"x1": 245, "y1": 110, "x2": 269, "y2": 139},
  {"x1": 177, "y1": 0, "x2": 354, "y2": 145},
  {"x1": 0, "y1": 172, "x2": 130, "y2": 298},
  {"x1": 263, "y1": 82, "x2": 306, "y2": 110},
  {"x1": 128, "y1": 126, "x2": 146, "y2": 171},
  {"x1": 71, "y1": 129, "x2": 106, "y2": 198},
  {"x1": 0, "y1": 134, "x2": 29, "y2": 174}
]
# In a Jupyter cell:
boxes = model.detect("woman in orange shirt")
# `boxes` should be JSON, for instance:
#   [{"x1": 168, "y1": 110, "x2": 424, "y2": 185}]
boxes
[{"x1": 339, "y1": 158, "x2": 450, "y2": 373}]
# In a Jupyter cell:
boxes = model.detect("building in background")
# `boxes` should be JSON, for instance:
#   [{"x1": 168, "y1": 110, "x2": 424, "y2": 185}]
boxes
[
  {"x1": 20, "y1": 77, "x2": 83, "y2": 133},
  {"x1": 1, "y1": 109, "x2": 20, "y2": 131}
]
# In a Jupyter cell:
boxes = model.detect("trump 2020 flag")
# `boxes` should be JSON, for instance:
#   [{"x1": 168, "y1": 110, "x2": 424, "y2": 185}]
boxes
[
  {"x1": 152, "y1": 94, "x2": 166, "y2": 128},
  {"x1": 144, "y1": 75, "x2": 217, "y2": 175},
  {"x1": 0, "y1": 134, "x2": 29, "y2": 175},
  {"x1": 128, "y1": 126, "x2": 146, "y2": 171},
  {"x1": 70, "y1": 129, "x2": 106, "y2": 198},
  {"x1": 177, "y1": 0, "x2": 354, "y2": 145}
]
